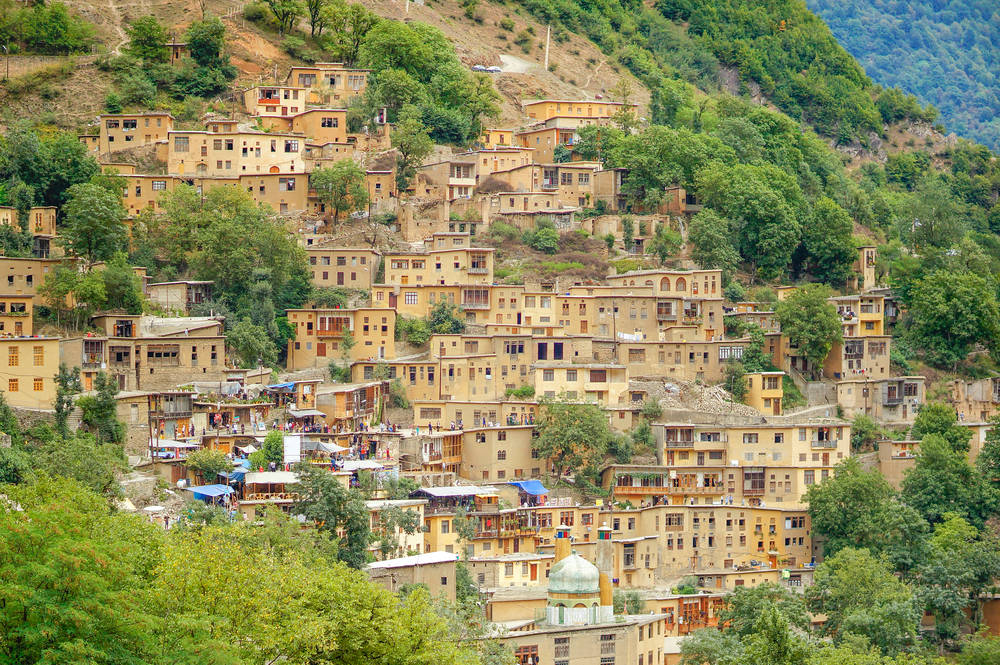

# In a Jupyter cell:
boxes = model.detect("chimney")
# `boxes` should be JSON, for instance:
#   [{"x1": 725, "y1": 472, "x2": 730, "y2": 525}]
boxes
[{"x1": 554, "y1": 523, "x2": 571, "y2": 563}]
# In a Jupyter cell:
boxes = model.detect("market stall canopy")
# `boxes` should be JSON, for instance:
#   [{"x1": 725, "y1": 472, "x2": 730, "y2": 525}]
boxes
[
  {"x1": 184, "y1": 484, "x2": 235, "y2": 499},
  {"x1": 412, "y1": 485, "x2": 498, "y2": 498},
  {"x1": 150, "y1": 438, "x2": 200, "y2": 448},
  {"x1": 301, "y1": 440, "x2": 348, "y2": 453},
  {"x1": 244, "y1": 471, "x2": 300, "y2": 485},
  {"x1": 288, "y1": 408, "x2": 325, "y2": 419},
  {"x1": 508, "y1": 480, "x2": 549, "y2": 496},
  {"x1": 340, "y1": 460, "x2": 385, "y2": 472}
]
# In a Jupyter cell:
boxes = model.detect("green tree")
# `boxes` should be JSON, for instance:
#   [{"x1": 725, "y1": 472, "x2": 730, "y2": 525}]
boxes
[
  {"x1": 77, "y1": 372, "x2": 125, "y2": 444},
  {"x1": 806, "y1": 458, "x2": 929, "y2": 573},
  {"x1": 261, "y1": 430, "x2": 284, "y2": 465},
  {"x1": 720, "y1": 582, "x2": 810, "y2": 638},
  {"x1": 807, "y1": 547, "x2": 920, "y2": 654},
  {"x1": 372, "y1": 504, "x2": 422, "y2": 559},
  {"x1": 680, "y1": 628, "x2": 743, "y2": 665},
  {"x1": 975, "y1": 415, "x2": 1000, "y2": 487},
  {"x1": 740, "y1": 607, "x2": 810, "y2": 665},
  {"x1": 264, "y1": 0, "x2": 305, "y2": 34},
  {"x1": 185, "y1": 17, "x2": 227, "y2": 68},
  {"x1": 392, "y1": 104, "x2": 433, "y2": 190},
  {"x1": 689, "y1": 209, "x2": 740, "y2": 282},
  {"x1": 914, "y1": 515, "x2": 1000, "y2": 644},
  {"x1": 959, "y1": 634, "x2": 1000, "y2": 665},
  {"x1": 622, "y1": 216, "x2": 635, "y2": 251},
  {"x1": 0, "y1": 477, "x2": 166, "y2": 665},
  {"x1": 910, "y1": 402, "x2": 971, "y2": 453},
  {"x1": 906, "y1": 269, "x2": 1000, "y2": 369},
  {"x1": 311, "y1": 160, "x2": 370, "y2": 226},
  {"x1": 60, "y1": 183, "x2": 128, "y2": 265},
  {"x1": 125, "y1": 16, "x2": 169, "y2": 63},
  {"x1": 0, "y1": 447, "x2": 30, "y2": 484},
  {"x1": 696, "y1": 162, "x2": 804, "y2": 278},
  {"x1": 850, "y1": 414, "x2": 881, "y2": 452},
  {"x1": 533, "y1": 400, "x2": 614, "y2": 483},
  {"x1": 901, "y1": 433, "x2": 999, "y2": 528},
  {"x1": 28, "y1": 430, "x2": 127, "y2": 497},
  {"x1": 227, "y1": 319, "x2": 278, "y2": 369},
  {"x1": 324, "y1": 2, "x2": 381, "y2": 65},
  {"x1": 293, "y1": 463, "x2": 371, "y2": 568},
  {"x1": 53, "y1": 364, "x2": 81, "y2": 438},
  {"x1": 427, "y1": 301, "x2": 465, "y2": 335},
  {"x1": 527, "y1": 226, "x2": 559, "y2": 254},
  {"x1": 775, "y1": 284, "x2": 842, "y2": 375},
  {"x1": 804, "y1": 197, "x2": 855, "y2": 285},
  {"x1": 185, "y1": 448, "x2": 230, "y2": 484},
  {"x1": 648, "y1": 223, "x2": 682, "y2": 265},
  {"x1": 724, "y1": 361, "x2": 747, "y2": 402}
]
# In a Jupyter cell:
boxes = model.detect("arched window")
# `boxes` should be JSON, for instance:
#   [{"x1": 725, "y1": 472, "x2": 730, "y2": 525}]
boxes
[
  {"x1": 676, "y1": 277, "x2": 687, "y2": 291},
  {"x1": 660, "y1": 277, "x2": 671, "y2": 291}
]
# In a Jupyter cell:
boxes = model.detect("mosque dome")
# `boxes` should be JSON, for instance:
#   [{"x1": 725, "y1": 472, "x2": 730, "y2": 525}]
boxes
[{"x1": 548, "y1": 553, "x2": 600, "y2": 595}]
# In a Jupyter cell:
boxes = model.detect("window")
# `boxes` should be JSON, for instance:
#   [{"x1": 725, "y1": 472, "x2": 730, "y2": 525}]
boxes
[
  {"x1": 554, "y1": 637, "x2": 570, "y2": 658},
  {"x1": 7, "y1": 378, "x2": 17, "y2": 392},
  {"x1": 33, "y1": 377, "x2": 43, "y2": 392},
  {"x1": 560, "y1": 171, "x2": 573, "y2": 185},
  {"x1": 404, "y1": 292, "x2": 418, "y2": 305},
  {"x1": 803, "y1": 470, "x2": 815, "y2": 486},
  {"x1": 543, "y1": 369, "x2": 554, "y2": 381},
  {"x1": 497, "y1": 450, "x2": 506, "y2": 460},
  {"x1": 8, "y1": 346, "x2": 18, "y2": 367},
  {"x1": 743, "y1": 433, "x2": 758, "y2": 444},
  {"x1": 152, "y1": 180, "x2": 167, "y2": 190},
  {"x1": 284, "y1": 140, "x2": 299, "y2": 152},
  {"x1": 33, "y1": 346, "x2": 43, "y2": 366},
  {"x1": 278, "y1": 177, "x2": 296, "y2": 191},
  {"x1": 441, "y1": 520, "x2": 450, "y2": 534},
  {"x1": 174, "y1": 136, "x2": 189, "y2": 152},
  {"x1": 321, "y1": 116, "x2": 339, "y2": 127},
  {"x1": 566, "y1": 369, "x2": 577, "y2": 381}
]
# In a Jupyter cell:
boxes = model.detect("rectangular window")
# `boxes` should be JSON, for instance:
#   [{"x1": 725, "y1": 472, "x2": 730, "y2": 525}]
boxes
[
  {"x1": 33, "y1": 377, "x2": 43, "y2": 391},
  {"x1": 404, "y1": 292, "x2": 418, "y2": 305},
  {"x1": 8, "y1": 378, "x2": 17, "y2": 392},
  {"x1": 152, "y1": 180, "x2": 167, "y2": 190},
  {"x1": 284, "y1": 140, "x2": 299, "y2": 152},
  {"x1": 174, "y1": 136, "x2": 189, "y2": 152},
  {"x1": 33, "y1": 346, "x2": 43, "y2": 366},
  {"x1": 8, "y1": 346, "x2": 18, "y2": 367}
]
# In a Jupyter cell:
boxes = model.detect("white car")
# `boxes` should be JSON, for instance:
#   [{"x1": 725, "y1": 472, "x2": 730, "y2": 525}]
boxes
[
  {"x1": 471, "y1": 65, "x2": 487, "y2": 71},
  {"x1": 486, "y1": 66, "x2": 502, "y2": 73}
]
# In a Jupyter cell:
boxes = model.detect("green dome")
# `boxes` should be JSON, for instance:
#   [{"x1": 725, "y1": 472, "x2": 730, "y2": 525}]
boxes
[{"x1": 548, "y1": 554, "x2": 600, "y2": 595}]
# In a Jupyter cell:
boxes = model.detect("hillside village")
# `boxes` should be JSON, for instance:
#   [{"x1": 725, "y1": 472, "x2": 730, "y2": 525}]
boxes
[{"x1": 2, "y1": 1, "x2": 1000, "y2": 664}]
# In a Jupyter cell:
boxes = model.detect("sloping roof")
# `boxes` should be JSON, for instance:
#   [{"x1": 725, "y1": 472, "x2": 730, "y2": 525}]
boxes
[
  {"x1": 367, "y1": 551, "x2": 458, "y2": 569},
  {"x1": 244, "y1": 471, "x2": 299, "y2": 485},
  {"x1": 413, "y1": 485, "x2": 497, "y2": 498}
]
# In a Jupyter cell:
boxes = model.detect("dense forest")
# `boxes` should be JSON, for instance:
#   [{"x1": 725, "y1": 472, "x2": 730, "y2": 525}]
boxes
[{"x1": 806, "y1": 0, "x2": 1000, "y2": 151}]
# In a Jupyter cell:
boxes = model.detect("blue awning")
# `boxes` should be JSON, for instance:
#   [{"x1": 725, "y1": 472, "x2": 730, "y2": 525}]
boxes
[
  {"x1": 185, "y1": 484, "x2": 235, "y2": 499},
  {"x1": 223, "y1": 469, "x2": 246, "y2": 483},
  {"x1": 508, "y1": 480, "x2": 549, "y2": 496},
  {"x1": 265, "y1": 382, "x2": 296, "y2": 391}
]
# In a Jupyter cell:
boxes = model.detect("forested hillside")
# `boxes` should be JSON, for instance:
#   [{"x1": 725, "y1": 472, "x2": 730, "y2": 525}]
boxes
[{"x1": 806, "y1": 0, "x2": 1000, "y2": 151}]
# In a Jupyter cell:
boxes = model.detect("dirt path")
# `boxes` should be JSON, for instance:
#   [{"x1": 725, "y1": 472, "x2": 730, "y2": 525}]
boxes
[
  {"x1": 106, "y1": 0, "x2": 129, "y2": 54},
  {"x1": 582, "y1": 59, "x2": 605, "y2": 89}
]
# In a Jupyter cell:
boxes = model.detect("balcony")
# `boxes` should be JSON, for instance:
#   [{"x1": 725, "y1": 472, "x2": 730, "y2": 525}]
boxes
[
  {"x1": 810, "y1": 439, "x2": 837, "y2": 448},
  {"x1": 460, "y1": 301, "x2": 490, "y2": 310},
  {"x1": 883, "y1": 394, "x2": 902, "y2": 406},
  {"x1": 468, "y1": 266, "x2": 489, "y2": 275},
  {"x1": 743, "y1": 487, "x2": 765, "y2": 495},
  {"x1": 316, "y1": 328, "x2": 348, "y2": 338},
  {"x1": 664, "y1": 439, "x2": 695, "y2": 448},
  {"x1": 151, "y1": 409, "x2": 193, "y2": 419}
]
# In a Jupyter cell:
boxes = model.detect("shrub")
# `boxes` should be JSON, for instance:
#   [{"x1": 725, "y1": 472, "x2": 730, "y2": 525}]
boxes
[
  {"x1": 526, "y1": 227, "x2": 559, "y2": 254},
  {"x1": 499, "y1": 17, "x2": 515, "y2": 31},
  {"x1": 104, "y1": 92, "x2": 123, "y2": 113},
  {"x1": 116, "y1": 72, "x2": 156, "y2": 106},
  {"x1": 505, "y1": 384, "x2": 535, "y2": 399},
  {"x1": 243, "y1": 2, "x2": 270, "y2": 23}
]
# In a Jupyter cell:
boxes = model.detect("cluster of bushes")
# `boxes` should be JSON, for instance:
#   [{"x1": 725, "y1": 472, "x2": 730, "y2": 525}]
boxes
[
  {"x1": 100, "y1": 16, "x2": 236, "y2": 113},
  {"x1": 0, "y1": 2, "x2": 95, "y2": 55}
]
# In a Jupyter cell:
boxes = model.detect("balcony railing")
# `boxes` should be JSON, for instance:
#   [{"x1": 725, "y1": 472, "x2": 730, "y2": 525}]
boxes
[
  {"x1": 468, "y1": 266, "x2": 489, "y2": 274},
  {"x1": 460, "y1": 301, "x2": 490, "y2": 310},
  {"x1": 664, "y1": 439, "x2": 695, "y2": 448},
  {"x1": 811, "y1": 439, "x2": 837, "y2": 448}
]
